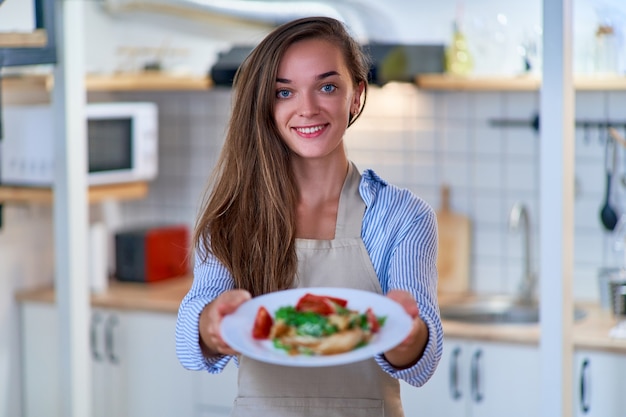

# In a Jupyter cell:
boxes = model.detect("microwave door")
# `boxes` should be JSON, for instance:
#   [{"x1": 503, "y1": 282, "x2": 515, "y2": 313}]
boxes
[{"x1": 87, "y1": 118, "x2": 134, "y2": 185}]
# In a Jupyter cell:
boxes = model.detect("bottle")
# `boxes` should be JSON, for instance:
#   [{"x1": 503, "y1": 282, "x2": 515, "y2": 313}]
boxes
[{"x1": 446, "y1": 21, "x2": 474, "y2": 76}]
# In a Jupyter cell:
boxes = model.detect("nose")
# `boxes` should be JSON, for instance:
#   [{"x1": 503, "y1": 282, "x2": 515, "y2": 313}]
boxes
[{"x1": 298, "y1": 92, "x2": 320, "y2": 117}]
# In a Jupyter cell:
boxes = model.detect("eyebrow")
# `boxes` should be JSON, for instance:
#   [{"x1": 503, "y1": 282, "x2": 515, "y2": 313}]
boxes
[{"x1": 276, "y1": 70, "x2": 340, "y2": 84}]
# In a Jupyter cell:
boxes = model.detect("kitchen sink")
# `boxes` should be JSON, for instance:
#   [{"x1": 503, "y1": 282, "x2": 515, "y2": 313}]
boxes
[{"x1": 440, "y1": 295, "x2": 587, "y2": 324}]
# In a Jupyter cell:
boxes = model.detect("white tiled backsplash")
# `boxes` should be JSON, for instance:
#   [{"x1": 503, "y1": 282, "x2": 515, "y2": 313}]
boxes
[
  {"x1": 3, "y1": 84, "x2": 624, "y2": 301},
  {"x1": 87, "y1": 83, "x2": 621, "y2": 303}
]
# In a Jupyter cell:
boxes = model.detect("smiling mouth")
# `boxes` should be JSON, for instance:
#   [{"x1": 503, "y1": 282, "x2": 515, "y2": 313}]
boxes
[{"x1": 294, "y1": 124, "x2": 327, "y2": 135}]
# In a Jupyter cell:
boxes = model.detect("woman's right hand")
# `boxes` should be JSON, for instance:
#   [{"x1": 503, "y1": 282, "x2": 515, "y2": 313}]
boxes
[{"x1": 199, "y1": 289, "x2": 251, "y2": 356}]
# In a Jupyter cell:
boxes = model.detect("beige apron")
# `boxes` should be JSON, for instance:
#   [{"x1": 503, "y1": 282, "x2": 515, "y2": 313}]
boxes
[{"x1": 232, "y1": 163, "x2": 404, "y2": 417}]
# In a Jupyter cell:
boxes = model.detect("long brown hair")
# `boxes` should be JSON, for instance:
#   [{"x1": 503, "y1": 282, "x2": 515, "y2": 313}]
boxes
[{"x1": 194, "y1": 16, "x2": 371, "y2": 297}]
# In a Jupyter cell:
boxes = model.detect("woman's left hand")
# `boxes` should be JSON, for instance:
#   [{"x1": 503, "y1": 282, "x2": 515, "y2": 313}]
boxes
[{"x1": 383, "y1": 289, "x2": 429, "y2": 369}]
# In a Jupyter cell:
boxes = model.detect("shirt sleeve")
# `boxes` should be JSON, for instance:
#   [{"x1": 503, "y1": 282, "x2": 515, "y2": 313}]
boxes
[
  {"x1": 374, "y1": 197, "x2": 443, "y2": 387},
  {"x1": 175, "y1": 245, "x2": 236, "y2": 373}
]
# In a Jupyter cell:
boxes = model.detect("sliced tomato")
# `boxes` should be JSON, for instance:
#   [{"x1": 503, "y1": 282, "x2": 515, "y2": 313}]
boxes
[
  {"x1": 365, "y1": 307, "x2": 380, "y2": 333},
  {"x1": 295, "y1": 297, "x2": 334, "y2": 315},
  {"x1": 322, "y1": 295, "x2": 348, "y2": 308},
  {"x1": 251, "y1": 306, "x2": 273, "y2": 339},
  {"x1": 295, "y1": 293, "x2": 348, "y2": 315},
  {"x1": 298, "y1": 293, "x2": 348, "y2": 308}
]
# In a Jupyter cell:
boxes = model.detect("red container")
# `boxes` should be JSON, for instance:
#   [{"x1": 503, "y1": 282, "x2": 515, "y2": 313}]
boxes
[{"x1": 115, "y1": 224, "x2": 190, "y2": 283}]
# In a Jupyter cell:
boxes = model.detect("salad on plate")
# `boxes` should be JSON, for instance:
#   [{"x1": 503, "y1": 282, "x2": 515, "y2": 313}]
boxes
[{"x1": 251, "y1": 292, "x2": 387, "y2": 356}]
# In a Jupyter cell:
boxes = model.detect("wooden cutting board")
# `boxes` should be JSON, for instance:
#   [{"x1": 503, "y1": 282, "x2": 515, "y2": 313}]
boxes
[{"x1": 436, "y1": 184, "x2": 471, "y2": 295}]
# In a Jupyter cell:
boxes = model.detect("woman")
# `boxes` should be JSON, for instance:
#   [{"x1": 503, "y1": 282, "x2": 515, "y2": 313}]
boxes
[{"x1": 176, "y1": 16, "x2": 442, "y2": 417}]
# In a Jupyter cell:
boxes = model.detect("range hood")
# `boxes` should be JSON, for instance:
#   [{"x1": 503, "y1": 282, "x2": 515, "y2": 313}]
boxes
[{"x1": 210, "y1": 43, "x2": 445, "y2": 86}]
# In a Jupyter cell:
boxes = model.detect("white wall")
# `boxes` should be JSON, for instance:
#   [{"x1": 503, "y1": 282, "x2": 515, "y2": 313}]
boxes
[
  {"x1": 0, "y1": 207, "x2": 54, "y2": 417},
  {"x1": 82, "y1": 0, "x2": 542, "y2": 75},
  {"x1": 3, "y1": 0, "x2": 626, "y2": 416},
  {"x1": 0, "y1": 0, "x2": 34, "y2": 32},
  {"x1": 80, "y1": 0, "x2": 626, "y2": 76},
  {"x1": 2, "y1": 0, "x2": 625, "y2": 76}
]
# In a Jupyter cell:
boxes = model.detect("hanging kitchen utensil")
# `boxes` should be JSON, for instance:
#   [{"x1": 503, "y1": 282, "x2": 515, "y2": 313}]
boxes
[
  {"x1": 607, "y1": 127, "x2": 626, "y2": 188},
  {"x1": 621, "y1": 127, "x2": 626, "y2": 188},
  {"x1": 600, "y1": 135, "x2": 619, "y2": 231}
]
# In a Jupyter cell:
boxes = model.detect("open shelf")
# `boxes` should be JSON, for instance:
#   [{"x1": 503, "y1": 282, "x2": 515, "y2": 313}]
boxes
[
  {"x1": 1, "y1": 72, "x2": 212, "y2": 104},
  {"x1": 1, "y1": 73, "x2": 51, "y2": 90},
  {"x1": 0, "y1": 182, "x2": 149, "y2": 204},
  {"x1": 0, "y1": 29, "x2": 48, "y2": 48},
  {"x1": 86, "y1": 72, "x2": 212, "y2": 91},
  {"x1": 574, "y1": 76, "x2": 626, "y2": 91},
  {"x1": 6, "y1": 72, "x2": 626, "y2": 96},
  {"x1": 415, "y1": 74, "x2": 626, "y2": 91},
  {"x1": 2, "y1": 72, "x2": 211, "y2": 92},
  {"x1": 415, "y1": 74, "x2": 541, "y2": 91}
]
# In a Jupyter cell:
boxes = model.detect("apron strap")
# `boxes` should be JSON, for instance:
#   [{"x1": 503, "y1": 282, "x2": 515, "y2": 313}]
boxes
[{"x1": 335, "y1": 162, "x2": 365, "y2": 239}]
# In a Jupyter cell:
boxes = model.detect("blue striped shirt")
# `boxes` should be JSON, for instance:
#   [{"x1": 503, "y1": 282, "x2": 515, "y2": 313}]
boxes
[{"x1": 176, "y1": 168, "x2": 443, "y2": 387}]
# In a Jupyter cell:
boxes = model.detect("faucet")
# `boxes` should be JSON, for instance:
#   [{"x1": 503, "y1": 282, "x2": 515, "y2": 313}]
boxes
[{"x1": 508, "y1": 202, "x2": 537, "y2": 304}]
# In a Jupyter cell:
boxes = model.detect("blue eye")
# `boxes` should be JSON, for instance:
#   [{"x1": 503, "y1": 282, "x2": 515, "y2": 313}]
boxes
[
  {"x1": 276, "y1": 89, "x2": 292, "y2": 99},
  {"x1": 321, "y1": 84, "x2": 336, "y2": 93}
]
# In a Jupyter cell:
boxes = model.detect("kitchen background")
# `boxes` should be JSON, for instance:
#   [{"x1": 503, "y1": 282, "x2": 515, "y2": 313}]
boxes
[{"x1": 2, "y1": 0, "x2": 626, "y2": 415}]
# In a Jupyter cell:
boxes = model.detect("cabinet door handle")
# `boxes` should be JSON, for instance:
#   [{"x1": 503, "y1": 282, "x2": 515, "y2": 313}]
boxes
[
  {"x1": 579, "y1": 358, "x2": 591, "y2": 414},
  {"x1": 470, "y1": 349, "x2": 484, "y2": 403},
  {"x1": 449, "y1": 346, "x2": 462, "y2": 400},
  {"x1": 104, "y1": 314, "x2": 120, "y2": 364},
  {"x1": 90, "y1": 313, "x2": 103, "y2": 362}
]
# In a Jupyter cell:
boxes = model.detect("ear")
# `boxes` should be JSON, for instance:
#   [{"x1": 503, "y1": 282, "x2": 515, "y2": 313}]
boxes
[{"x1": 351, "y1": 81, "x2": 365, "y2": 114}]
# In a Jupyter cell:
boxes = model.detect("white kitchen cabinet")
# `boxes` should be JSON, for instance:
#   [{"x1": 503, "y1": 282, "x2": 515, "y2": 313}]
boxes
[
  {"x1": 401, "y1": 337, "x2": 540, "y2": 417},
  {"x1": 91, "y1": 308, "x2": 126, "y2": 417},
  {"x1": 20, "y1": 302, "x2": 195, "y2": 417},
  {"x1": 573, "y1": 349, "x2": 626, "y2": 417},
  {"x1": 21, "y1": 302, "x2": 60, "y2": 417},
  {"x1": 401, "y1": 336, "x2": 463, "y2": 416}
]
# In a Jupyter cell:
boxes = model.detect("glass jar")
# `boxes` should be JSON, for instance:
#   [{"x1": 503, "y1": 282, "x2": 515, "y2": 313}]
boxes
[{"x1": 594, "y1": 24, "x2": 620, "y2": 75}]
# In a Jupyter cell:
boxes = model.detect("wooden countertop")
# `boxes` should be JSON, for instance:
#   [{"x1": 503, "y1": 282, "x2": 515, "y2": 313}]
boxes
[
  {"x1": 15, "y1": 276, "x2": 194, "y2": 314},
  {"x1": 438, "y1": 293, "x2": 626, "y2": 354},
  {"x1": 441, "y1": 302, "x2": 626, "y2": 353},
  {"x1": 15, "y1": 280, "x2": 626, "y2": 353}
]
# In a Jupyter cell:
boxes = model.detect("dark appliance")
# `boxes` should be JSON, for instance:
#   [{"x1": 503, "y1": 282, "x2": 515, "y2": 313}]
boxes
[
  {"x1": 209, "y1": 43, "x2": 445, "y2": 86},
  {"x1": 364, "y1": 43, "x2": 446, "y2": 85},
  {"x1": 210, "y1": 46, "x2": 255, "y2": 86}
]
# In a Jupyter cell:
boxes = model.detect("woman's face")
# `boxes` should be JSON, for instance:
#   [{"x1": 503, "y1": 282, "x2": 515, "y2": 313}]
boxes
[{"x1": 273, "y1": 38, "x2": 363, "y2": 161}]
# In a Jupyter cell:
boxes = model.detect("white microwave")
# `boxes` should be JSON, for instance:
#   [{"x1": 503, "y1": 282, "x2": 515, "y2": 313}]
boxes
[{"x1": 0, "y1": 102, "x2": 158, "y2": 186}]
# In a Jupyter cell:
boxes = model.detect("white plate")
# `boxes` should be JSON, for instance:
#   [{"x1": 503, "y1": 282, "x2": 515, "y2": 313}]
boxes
[{"x1": 221, "y1": 287, "x2": 412, "y2": 367}]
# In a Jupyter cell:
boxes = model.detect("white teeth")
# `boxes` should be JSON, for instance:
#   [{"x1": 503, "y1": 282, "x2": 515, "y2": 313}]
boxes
[{"x1": 296, "y1": 125, "x2": 324, "y2": 134}]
